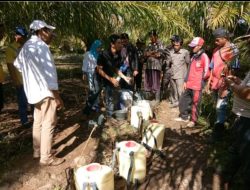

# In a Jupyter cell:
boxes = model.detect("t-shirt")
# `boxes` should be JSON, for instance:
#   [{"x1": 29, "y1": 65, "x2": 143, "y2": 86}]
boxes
[
  {"x1": 232, "y1": 71, "x2": 250, "y2": 118},
  {"x1": 209, "y1": 43, "x2": 240, "y2": 90},
  {"x1": 97, "y1": 50, "x2": 122, "y2": 86},
  {"x1": 5, "y1": 41, "x2": 23, "y2": 85}
]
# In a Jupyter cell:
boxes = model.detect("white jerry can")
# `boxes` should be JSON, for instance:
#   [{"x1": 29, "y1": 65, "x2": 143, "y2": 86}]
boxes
[
  {"x1": 116, "y1": 140, "x2": 147, "y2": 184},
  {"x1": 141, "y1": 120, "x2": 165, "y2": 150},
  {"x1": 74, "y1": 163, "x2": 114, "y2": 190},
  {"x1": 131, "y1": 100, "x2": 153, "y2": 128}
]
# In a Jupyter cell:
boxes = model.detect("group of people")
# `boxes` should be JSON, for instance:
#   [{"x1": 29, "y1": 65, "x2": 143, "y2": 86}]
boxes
[
  {"x1": 0, "y1": 19, "x2": 249, "y2": 189},
  {"x1": 1, "y1": 20, "x2": 65, "y2": 166},
  {"x1": 81, "y1": 27, "x2": 249, "y2": 189},
  {"x1": 81, "y1": 29, "x2": 187, "y2": 119}
]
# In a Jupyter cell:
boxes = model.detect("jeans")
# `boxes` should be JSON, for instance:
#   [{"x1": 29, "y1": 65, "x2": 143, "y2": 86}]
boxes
[
  {"x1": 104, "y1": 85, "x2": 119, "y2": 117},
  {"x1": 16, "y1": 85, "x2": 29, "y2": 125},
  {"x1": 86, "y1": 72, "x2": 100, "y2": 108},
  {"x1": 213, "y1": 91, "x2": 230, "y2": 124},
  {"x1": 118, "y1": 89, "x2": 133, "y2": 110},
  {"x1": 82, "y1": 73, "x2": 101, "y2": 115}
]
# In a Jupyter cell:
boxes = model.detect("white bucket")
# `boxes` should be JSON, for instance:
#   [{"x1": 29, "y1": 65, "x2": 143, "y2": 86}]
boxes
[
  {"x1": 130, "y1": 100, "x2": 153, "y2": 128},
  {"x1": 141, "y1": 120, "x2": 165, "y2": 149},
  {"x1": 74, "y1": 163, "x2": 114, "y2": 190},
  {"x1": 116, "y1": 140, "x2": 147, "y2": 183}
]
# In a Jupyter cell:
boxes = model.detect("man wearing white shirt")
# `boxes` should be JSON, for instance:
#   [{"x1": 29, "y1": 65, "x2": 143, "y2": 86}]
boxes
[{"x1": 14, "y1": 20, "x2": 65, "y2": 166}]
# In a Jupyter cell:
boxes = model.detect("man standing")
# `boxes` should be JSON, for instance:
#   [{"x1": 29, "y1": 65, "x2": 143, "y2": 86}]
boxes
[
  {"x1": 206, "y1": 28, "x2": 240, "y2": 142},
  {"x1": 144, "y1": 29, "x2": 169, "y2": 103},
  {"x1": 120, "y1": 33, "x2": 139, "y2": 85},
  {"x1": 175, "y1": 37, "x2": 210, "y2": 128},
  {"x1": 119, "y1": 33, "x2": 139, "y2": 109},
  {"x1": 169, "y1": 35, "x2": 191, "y2": 108},
  {"x1": 221, "y1": 71, "x2": 250, "y2": 190},
  {"x1": 5, "y1": 26, "x2": 33, "y2": 127},
  {"x1": 95, "y1": 34, "x2": 131, "y2": 118},
  {"x1": 14, "y1": 20, "x2": 64, "y2": 166}
]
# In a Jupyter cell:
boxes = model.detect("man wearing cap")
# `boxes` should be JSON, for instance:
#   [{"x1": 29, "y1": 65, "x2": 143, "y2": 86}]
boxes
[
  {"x1": 0, "y1": 23, "x2": 5, "y2": 112},
  {"x1": 5, "y1": 26, "x2": 33, "y2": 127},
  {"x1": 175, "y1": 37, "x2": 210, "y2": 128},
  {"x1": 206, "y1": 27, "x2": 240, "y2": 142},
  {"x1": 144, "y1": 29, "x2": 169, "y2": 103},
  {"x1": 168, "y1": 35, "x2": 191, "y2": 108},
  {"x1": 14, "y1": 20, "x2": 65, "y2": 166}
]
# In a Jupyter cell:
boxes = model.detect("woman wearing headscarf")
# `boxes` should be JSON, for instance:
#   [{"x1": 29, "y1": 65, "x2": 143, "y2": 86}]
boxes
[{"x1": 82, "y1": 40, "x2": 102, "y2": 112}]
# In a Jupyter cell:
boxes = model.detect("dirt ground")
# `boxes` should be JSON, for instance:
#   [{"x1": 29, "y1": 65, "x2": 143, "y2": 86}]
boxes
[{"x1": 0, "y1": 78, "x2": 221, "y2": 190}]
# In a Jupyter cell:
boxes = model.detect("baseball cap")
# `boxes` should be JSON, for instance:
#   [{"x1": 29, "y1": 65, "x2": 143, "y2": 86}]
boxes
[
  {"x1": 188, "y1": 37, "x2": 204, "y2": 47},
  {"x1": 29, "y1": 20, "x2": 55, "y2": 31},
  {"x1": 15, "y1": 26, "x2": 28, "y2": 37},
  {"x1": 213, "y1": 28, "x2": 232, "y2": 38}
]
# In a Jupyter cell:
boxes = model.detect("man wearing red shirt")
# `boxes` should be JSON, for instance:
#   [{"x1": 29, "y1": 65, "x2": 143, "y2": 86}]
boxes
[
  {"x1": 206, "y1": 28, "x2": 240, "y2": 142},
  {"x1": 175, "y1": 37, "x2": 210, "y2": 127}
]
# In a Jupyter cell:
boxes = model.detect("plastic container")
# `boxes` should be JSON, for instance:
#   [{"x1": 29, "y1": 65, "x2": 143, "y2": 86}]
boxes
[
  {"x1": 116, "y1": 140, "x2": 147, "y2": 183},
  {"x1": 74, "y1": 163, "x2": 114, "y2": 190},
  {"x1": 141, "y1": 121, "x2": 165, "y2": 149},
  {"x1": 130, "y1": 100, "x2": 153, "y2": 128}
]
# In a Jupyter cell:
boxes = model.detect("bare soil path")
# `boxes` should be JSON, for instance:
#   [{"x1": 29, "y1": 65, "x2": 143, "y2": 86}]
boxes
[{"x1": 0, "y1": 78, "x2": 219, "y2": 190}]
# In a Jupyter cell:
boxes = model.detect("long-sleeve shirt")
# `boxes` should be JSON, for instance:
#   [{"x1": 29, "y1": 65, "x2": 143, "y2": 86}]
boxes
[
  {"x1": 169, "y1": 48, "x2": 190, "y2": 79},
  {"x1": 209, "y1": 43, "x2": 240, "y2": 90},
  {"x1": 185, "y1": 50, "x2": 210, "y2": 91},
  {"x1": 14, "y1": 35, "x2": 58, "y2": 104}
]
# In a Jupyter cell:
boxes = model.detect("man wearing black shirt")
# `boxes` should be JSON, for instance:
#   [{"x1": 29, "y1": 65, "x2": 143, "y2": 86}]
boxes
[{"x1": 96, "y1": 34, "x2": 131, "y2": 117}]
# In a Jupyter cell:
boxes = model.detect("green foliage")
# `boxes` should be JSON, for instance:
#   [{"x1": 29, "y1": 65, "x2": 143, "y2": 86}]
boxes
[{"x1": 0, "y1": 2, "x2": 249, "y2": 56}]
